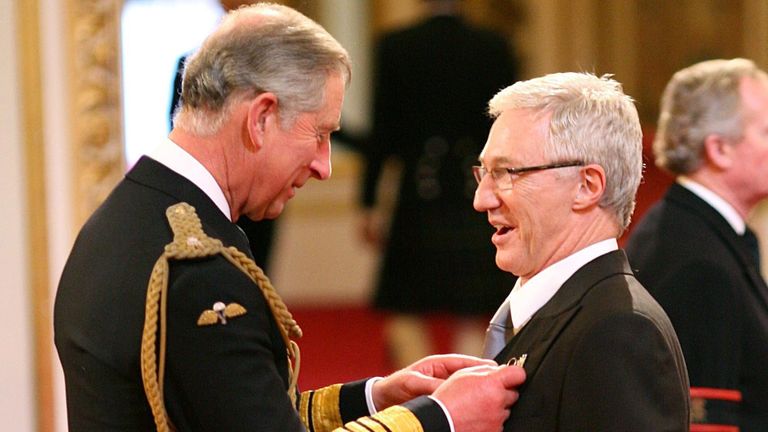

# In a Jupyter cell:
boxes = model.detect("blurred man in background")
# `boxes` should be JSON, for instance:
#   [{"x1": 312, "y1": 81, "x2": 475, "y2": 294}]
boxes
[{"x1": 626, "y1": 58, "x2": 768, "y2": 431}]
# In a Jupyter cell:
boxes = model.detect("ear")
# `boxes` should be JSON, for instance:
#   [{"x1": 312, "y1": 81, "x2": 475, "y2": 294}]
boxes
[
  {"x1": 572, "y1": 164, "x2": 606, "y2": 211},
  {"x1": 702, "y1": 133, "x2": 735, "y2": 170},
  {"x1": 246, "y1": 92, "x2": 279, "y2": 151}
]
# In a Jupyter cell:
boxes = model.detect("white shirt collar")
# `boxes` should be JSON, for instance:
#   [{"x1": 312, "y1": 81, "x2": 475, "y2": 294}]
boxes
[
  {"x1": 506, "y1": 238, "x2": 618, "y2": 332},
  {"x1": 147, "y1": 137, "x2": 232, "y2": 221},
  {"x1": 678, "y1": 176, "x2": 745, "y2": 234}
]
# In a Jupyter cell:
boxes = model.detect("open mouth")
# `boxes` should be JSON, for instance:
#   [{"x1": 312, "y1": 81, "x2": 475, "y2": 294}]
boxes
[
  {"x1": 491, "y1": 223, "x2": 515, "y2": 245},
  {"x1": 496, "y1": 226, "x2": 512, "y2": 235}
]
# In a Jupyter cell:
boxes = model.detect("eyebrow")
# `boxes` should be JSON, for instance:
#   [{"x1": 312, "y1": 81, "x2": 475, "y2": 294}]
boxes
[{"x1": 478, "y1": 155, "x2": 516, "y2": 166}]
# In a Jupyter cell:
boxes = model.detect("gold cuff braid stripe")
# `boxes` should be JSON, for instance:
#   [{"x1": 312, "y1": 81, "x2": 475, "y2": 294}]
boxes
[
  {"x1": 355, "y1": 417, "x2": 391, "y2": 432},
  {"x1": 140, "y1": 202, "x2": 303, "y2": 432},
  {"x1": 299, "y1": 389, "x2": 313, "y2": 429},
  {"x1": 310, "y1": 384, "x2": 344, "y2": 431},
  {"x1": 340, "y1": 406, "x2": 423, "y2": 432},
  {"x1": 341, "y1": 423, "x2": 374, "y2": 432}
]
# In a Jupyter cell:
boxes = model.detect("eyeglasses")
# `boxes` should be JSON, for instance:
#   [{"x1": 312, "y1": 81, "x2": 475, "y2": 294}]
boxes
[{"x1": 472, "y1": 161, "x2": 584, "y2": 190}]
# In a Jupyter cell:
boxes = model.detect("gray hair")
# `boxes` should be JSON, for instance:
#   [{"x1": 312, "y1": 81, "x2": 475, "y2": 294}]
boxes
[
  {"x1": 488, "y1": 72, "x2": 643, "y2": 231},
  {"x1": 654, "y1": 58, "x2": 767, "y2": 174},
  {"x1": 174, "y1": 3, "x2": 351, "y2": 135}
]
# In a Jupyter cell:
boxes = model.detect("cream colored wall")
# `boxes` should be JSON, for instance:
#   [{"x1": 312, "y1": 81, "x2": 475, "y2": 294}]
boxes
[
  {"x1": 40, "y1": 0, "x2": 74, "y2": 427},
  {"x1": 0, "y1": 0, "x2": 35, "y2": 430},
  {"x1": 270, "y1": 0, "x2": 380, "y2": 305},
  {"x1": 270, "y1": 149, "x2": 380, "y2": 305}
]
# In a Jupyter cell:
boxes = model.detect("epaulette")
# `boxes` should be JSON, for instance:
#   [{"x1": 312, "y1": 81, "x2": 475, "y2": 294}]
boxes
[{"x1": 140, "y1": 202, "x2": 302, "y2": 432}]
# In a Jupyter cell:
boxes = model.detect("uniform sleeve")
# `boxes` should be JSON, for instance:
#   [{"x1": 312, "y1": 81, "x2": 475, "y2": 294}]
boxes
[
  {"x1": 558, "y1": 313, "x2": 690, "y2": 432},
  {"x1": 299, "y1": 381, "x2": 450, "y2": 432},
  {"x1": 163, "y1": 258, "x2": 305, "y2": 431}
]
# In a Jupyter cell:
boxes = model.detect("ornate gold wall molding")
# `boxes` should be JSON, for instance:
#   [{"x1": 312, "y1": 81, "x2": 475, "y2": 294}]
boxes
[
  {"x1": 19, "y1": 1, "x2": 54, "y2": 430},
  {"x1": 69, "y1": 0, "x2": 125, "y2": 227}
]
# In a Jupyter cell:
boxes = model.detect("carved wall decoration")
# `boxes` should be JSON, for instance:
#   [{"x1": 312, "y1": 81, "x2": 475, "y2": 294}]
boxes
[{"x1": 70, "y1": 0, "x2": 124, "y2": 227}]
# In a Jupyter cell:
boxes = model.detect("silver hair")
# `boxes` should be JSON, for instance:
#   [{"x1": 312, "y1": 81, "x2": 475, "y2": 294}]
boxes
[
  {"x1": 488, "y1": 72, "x2": 643, "y2": 232},
  {"x1": 654, "y1": 58, "x2": 767, "y2": 174},
  {"x1": 174, "y1": 3, "x2": 351, "y2": 135}
]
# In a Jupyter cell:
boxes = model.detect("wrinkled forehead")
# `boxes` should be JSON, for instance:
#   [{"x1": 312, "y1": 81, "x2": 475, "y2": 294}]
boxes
[{"x1": 479, "y1": 109, "x2": 551, "y2": 165}]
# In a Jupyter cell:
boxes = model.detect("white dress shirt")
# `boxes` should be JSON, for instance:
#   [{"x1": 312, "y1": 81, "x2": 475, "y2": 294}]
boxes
[
  {"x1": 498, "y1": 238, "x2": 619, "y2": 334},
  {"x1": 678, "y1": 176, "x2": 745, "y2": 234},
  {"x1": 148, "y1": 137, "x2": 232, "y2": 221}
]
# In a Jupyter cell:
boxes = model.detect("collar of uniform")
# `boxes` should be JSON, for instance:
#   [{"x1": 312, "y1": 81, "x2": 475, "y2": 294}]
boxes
[
  {"x1": 678, "y1": 176, "x2": 744, "y2": 234},
  {"x1": 508, "y1": 238, "x2": 618, "y2": 332},
  {"x1": 148, "y1": 137, "x2": 232, "y2": 221}
]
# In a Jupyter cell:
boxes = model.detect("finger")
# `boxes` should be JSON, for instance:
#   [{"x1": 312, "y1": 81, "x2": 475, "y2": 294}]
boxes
[
  {"x1": 494, "y1": 364, "x2": 527, "y2": 389},
  {"x1": 403, "y1": 374, "x2": 443, "y2": 395},
  {"x1": 452, "y1": 364, "x2": 501, "y2": 376},
  {"x1": 418, "y1": 354, "x2": 498, "y2": 377}
]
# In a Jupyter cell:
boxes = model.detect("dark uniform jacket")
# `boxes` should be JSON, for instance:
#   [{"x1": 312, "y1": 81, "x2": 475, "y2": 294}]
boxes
[
  {"x1": 496, "y1": 250, "x2": 690, "y2": 431},
  {"x1": 54, "y1": 157, "x2": 447, "y2": 431},
  {"x1": 626, "y1": 183, "x2": 768, "y2": 431}
]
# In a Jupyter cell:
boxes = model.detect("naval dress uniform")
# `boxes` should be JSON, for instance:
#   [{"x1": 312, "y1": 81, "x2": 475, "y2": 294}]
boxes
[{"x1": 55, "y1": 139, "x2": 451, "y2": 431}]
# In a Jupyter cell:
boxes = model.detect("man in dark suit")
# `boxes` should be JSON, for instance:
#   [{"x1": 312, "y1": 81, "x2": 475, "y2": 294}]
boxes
[
  {"x1": 626, "y1": 58, "x2": 768, "y2": 431},
  {"x1": 473, "y1": 72, "x2": 690, "y2": 430},
  {"x1": 54, "y1": 4, "x2": 526, "y2": 431},
  {"x1": 359, "y1": 0, "x2": 519, "y2": 367}
]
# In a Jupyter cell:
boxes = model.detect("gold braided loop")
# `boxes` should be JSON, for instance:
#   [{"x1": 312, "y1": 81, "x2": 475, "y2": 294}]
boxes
[
  {"x1": 223, "y1": 247, "x2": 303, "y2": 340},
  {"x1": 142, "y1": 256, "x2": 173, "y2": 432},
  {"x1": 141, "y1": 202, "x2": 303, "y2": 431}
]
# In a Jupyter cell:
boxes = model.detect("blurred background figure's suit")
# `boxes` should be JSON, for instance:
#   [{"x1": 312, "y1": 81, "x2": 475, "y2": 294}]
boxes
[{"x1": 359, "y1": 0, "x2": 520, "y2": 367}]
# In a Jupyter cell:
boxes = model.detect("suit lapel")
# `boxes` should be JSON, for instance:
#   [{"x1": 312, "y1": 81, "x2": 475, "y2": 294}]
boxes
[
  {"x1": 495, "y1": 250, "x2": 632, "y2": 382},
  {"x1": 667, "y1": 184, "x2": 768, "y2": 310}
]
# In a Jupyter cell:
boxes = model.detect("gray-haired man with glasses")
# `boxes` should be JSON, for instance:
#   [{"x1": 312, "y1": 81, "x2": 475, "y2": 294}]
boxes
[{"x1": 472, "y1": 72, "x2": 690, "y2": 431}]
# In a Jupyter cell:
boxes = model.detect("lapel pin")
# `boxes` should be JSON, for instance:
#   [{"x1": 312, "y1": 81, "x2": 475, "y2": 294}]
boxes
[
  {"x1": 507, "y1": 354, "x2": 527, "y2": 368},
  {"x1": 197, "y1": 301, "x2": 247, "y2": 326}
]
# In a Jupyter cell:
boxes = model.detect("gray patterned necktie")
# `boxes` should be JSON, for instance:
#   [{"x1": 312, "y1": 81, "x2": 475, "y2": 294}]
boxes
[{"x1": 482, "y1": 299, "x2": 514, "y2": 359}]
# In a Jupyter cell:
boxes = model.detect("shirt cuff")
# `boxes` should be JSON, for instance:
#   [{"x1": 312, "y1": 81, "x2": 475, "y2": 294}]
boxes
[
  {"x1": 364, "y1": 377, "x2": 384, "y2": 414},
  {"x1": 428, "y1": 395, "x2": 456, "y2": 432}
]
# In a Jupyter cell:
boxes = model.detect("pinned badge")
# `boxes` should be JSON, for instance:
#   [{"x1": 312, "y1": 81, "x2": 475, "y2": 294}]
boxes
[
  {"x1": 507, "y1": 354, "x2": 528, "y2": 368},
  {"x1": 197, "y1": 301, "x2": 247, "y2": 326}
]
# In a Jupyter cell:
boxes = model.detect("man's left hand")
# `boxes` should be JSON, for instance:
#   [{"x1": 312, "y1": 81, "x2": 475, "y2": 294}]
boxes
[{"x1": 371, "y1": 354, "x2": 497, "y2": 410}]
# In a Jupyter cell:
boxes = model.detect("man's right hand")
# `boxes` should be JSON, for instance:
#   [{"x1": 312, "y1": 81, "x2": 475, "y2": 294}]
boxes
[{"x1": 432, "y1": 364, "x2": 526, "y2": 432}]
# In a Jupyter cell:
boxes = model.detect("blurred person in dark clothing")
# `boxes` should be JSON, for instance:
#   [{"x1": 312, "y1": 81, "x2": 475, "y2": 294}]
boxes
[
  {"x1": 626, "y1": 58, "x2": 768, "y2": 431},
  {"x1": 359, "y1": 0, "x2": 519, "y2": 367}
]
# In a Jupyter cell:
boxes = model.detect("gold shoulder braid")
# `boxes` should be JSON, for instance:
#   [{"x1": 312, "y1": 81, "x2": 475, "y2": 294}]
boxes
[{"x1": 141, "y1": 202, "x2": 302, "y2": 432}]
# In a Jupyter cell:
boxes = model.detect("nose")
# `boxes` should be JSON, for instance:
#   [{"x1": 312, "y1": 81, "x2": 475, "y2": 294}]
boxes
[
  {"x1": 310, "y1": 140, "x2": 332, "y2": 180},
  {"x1": 473, "y1": 174, "x2": 500, "y2": 212}
]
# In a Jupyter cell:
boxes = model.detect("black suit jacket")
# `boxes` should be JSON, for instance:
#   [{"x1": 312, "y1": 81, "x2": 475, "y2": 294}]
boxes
[
  {"x1": 497, "y1": 250, "x2": 690, "y2": 431},
  {"x1": 54, "y1": 157, "x2": 447, "y2": 431},
  {"x1": 626, "y1": 183, "x2": 768, "y2": 431}
]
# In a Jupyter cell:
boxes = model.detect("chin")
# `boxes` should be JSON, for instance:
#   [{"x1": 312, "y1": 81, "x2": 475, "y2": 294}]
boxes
[
  {"x1": 263, "y1": 202, "x2": 286, "y2": 220},
  {"x1": 495, "y1": 253, "x2": 520, "y2": 275}
]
